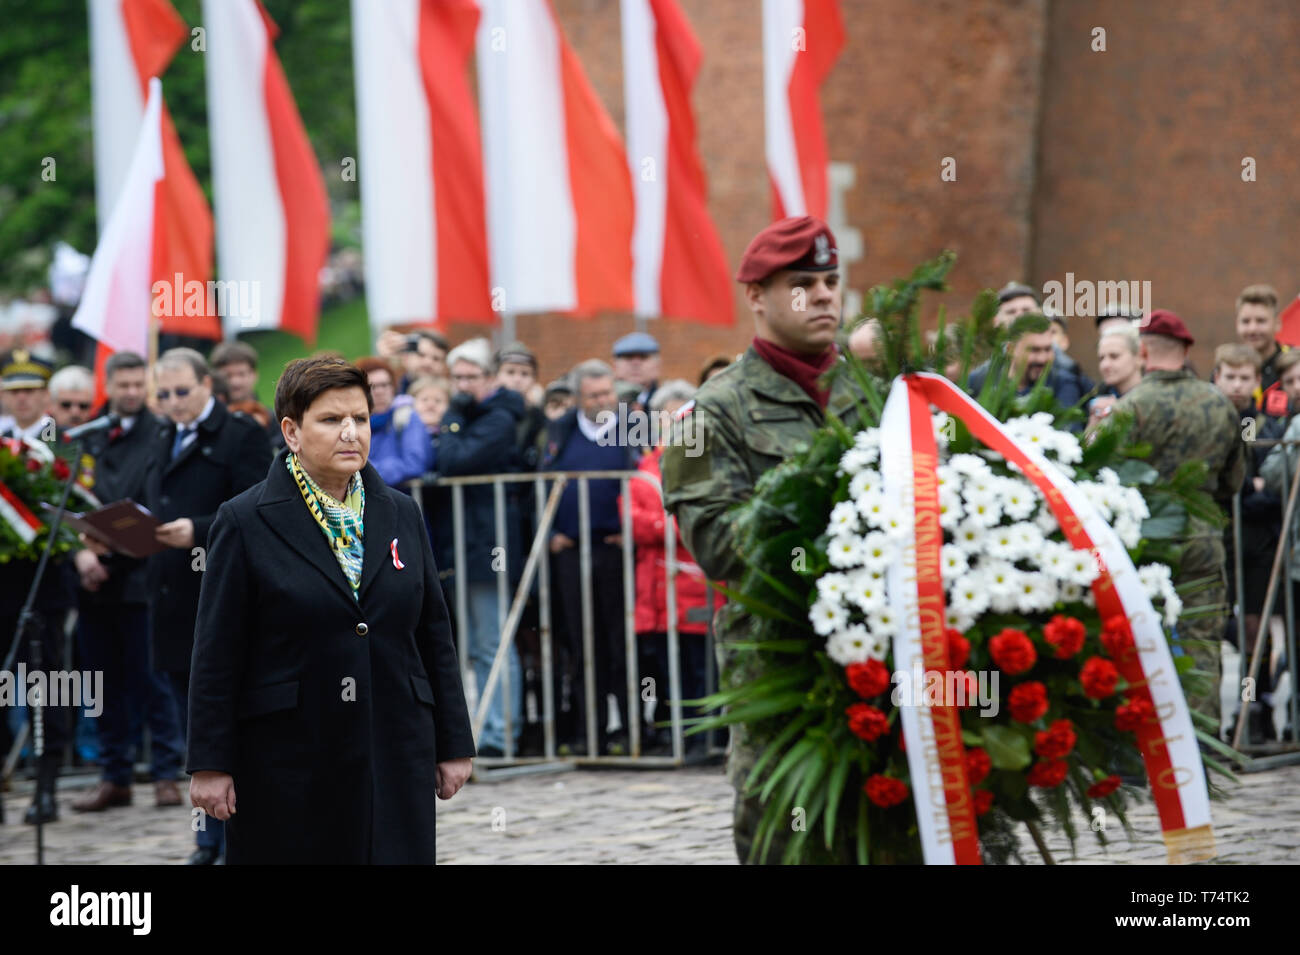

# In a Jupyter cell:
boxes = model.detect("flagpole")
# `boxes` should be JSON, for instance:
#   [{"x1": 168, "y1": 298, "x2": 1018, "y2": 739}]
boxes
[{"x1": 147, "y1": 312, "x2": 160, "y2": 403}]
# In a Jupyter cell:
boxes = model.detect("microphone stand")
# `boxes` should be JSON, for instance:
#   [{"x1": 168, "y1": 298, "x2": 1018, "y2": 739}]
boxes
[{"x1": 1, "y1": 439, "x2": 85, "y2": 863}]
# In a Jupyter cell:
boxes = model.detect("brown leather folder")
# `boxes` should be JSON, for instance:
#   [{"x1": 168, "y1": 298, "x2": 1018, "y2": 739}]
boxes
[{"x1": 43, "y1": 499, "x2": 166, "y2": 559}]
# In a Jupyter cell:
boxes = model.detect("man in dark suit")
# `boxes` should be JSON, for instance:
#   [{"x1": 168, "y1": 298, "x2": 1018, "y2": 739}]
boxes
[
  {"x1": 145, "y1": 347, "x2": 271, "y2": 863},
  {"x1": 71, "y1": 351, "x2": 186, "y2": 815}
]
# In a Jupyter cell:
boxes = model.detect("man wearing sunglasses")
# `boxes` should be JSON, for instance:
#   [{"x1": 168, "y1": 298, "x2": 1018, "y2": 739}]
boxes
[
  {"x1": 47, "y1": 365, "x2": 95, "y2": 431},
  {"x1": 146, "y1": 347, "x2": 272, "y2": 863}
]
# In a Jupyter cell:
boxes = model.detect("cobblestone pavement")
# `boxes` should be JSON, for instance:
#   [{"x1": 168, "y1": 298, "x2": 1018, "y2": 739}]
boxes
[{"x1": 3, "y1": 762, "x2": 1298, "y2": 864}]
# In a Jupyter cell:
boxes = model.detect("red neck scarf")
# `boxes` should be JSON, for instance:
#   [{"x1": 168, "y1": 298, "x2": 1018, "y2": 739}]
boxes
[{"x1": 752, "y1": 337, "x2": 838, "y2": 409}]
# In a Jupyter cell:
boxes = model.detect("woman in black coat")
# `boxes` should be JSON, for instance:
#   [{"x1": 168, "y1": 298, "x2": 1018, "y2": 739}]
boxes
[{"x1": 186, "y1": 356, "x2": 475, "y2": 864}]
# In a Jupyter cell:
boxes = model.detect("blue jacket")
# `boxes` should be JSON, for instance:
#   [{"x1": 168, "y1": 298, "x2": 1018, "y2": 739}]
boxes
[{"x1": 369, "y1": 399, "x2": 433, "y2": 486}]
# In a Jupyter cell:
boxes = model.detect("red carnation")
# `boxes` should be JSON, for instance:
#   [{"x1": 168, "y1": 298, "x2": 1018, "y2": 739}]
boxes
[
  {"x1": 897, "y1": 730, "x2": 906, "y2": 752},
  {"x1": 989, "y1": 628, "x2": 1037, "y2": 675},
  {"x1": 1115, "y1": 697, "x2": 1156, "y2": 732},
  {"x1": 846, "y1": 703, "x2": 890, "y2": 742},
  {"x1": 1086, "y1": 775, "x2": 1122, "y2": 799},
  {"x1": 1080, "y1": 656, "x2": 1120, "y2": 699},
  {"x1": 1026, "y1": 758, "x2": 1069, "y2": 788},
  {"x1": 972, "y1": 788, "x2": 994, "y2": 816},
  {"x1": 846, "y1": 659, "x2": 891, "y2": 699},
  {"x1": 1033, "y1": 719, "x2": 1077, "y2": 759},
  {"x1": 966, "y1": 747, "x2": 991, "y2": 785},
  {"x1": 864, "y1": 774, "x2": 909, "y2": 808},
  {"x1": 952, "y1": 670, "x2": 980, "y2": 709},
  {"x1": 52, "y1": 457, "x2": 70, "y2": 481},
  {"x1": 946, "y1": 628, "x2": 970, "y2": 669},
  {"x1": 1100, "y1": 616, "x2": 1135, "y2": 663},
  {"x1": 1008, "y1": 681, "x2": 1049, "y2": 723},
  {"x1": 26, "y1": 457, "x2": 42, "y2": 472},
  {"x1": 1043, "y1": 614, "x2": 1086, "y2": 659}
]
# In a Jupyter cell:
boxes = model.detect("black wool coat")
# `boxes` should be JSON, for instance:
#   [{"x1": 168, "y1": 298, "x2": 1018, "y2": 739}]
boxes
[
  {"x1": 145, "y1": 400, "x2": 272, "y2": 673},
  {"x1": 185, "y1": 450, "x2": 476, "y2": 864}
]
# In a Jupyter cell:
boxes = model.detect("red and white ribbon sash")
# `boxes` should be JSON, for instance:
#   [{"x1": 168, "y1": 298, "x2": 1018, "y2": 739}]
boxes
[
  {"x1": 0, "y1": 479, "x2": 43, "y2": 545},
  {"x1": 882, "y1": 374, "x2": 1214, "y2": 865}
]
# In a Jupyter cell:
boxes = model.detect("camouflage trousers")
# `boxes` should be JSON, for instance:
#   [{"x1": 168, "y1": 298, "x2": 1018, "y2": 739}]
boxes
[{"x1": 1173, "y1": 535, "x2": 1228, "y2": 726}]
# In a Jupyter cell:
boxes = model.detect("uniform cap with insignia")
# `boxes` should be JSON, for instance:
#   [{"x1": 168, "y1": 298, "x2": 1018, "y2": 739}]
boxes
[
  {"x1": 1140, "y1": 309, "x2": 1195, "y2": 345},
  {"x1": 1, "y1": 348, "x2": 55, "y2": 390},
  {"x1": 735, "y1": 216, "x2": 838, "y2": 283},
  {"x1": 612, "y1": 331, "x2": 660, "y2": 357}
]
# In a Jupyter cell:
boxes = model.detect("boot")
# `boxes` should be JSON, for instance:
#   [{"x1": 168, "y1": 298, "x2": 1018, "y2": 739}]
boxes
[{"x1": 24, "y1": 753, "x2": 60, "y2": 825}]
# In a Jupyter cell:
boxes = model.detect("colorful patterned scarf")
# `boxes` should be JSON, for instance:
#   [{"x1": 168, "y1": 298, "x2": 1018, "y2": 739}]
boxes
[{"x1": 288, "y1": 452, "x2": 365, "y2": 598}]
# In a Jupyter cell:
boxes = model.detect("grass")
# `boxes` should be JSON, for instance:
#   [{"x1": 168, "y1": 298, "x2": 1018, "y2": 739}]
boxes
[{"x1": 242, "y1": 297, "x2": 372, "y2": 407}]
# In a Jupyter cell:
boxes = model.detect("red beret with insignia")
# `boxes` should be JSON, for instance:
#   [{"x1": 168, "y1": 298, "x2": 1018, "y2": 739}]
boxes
[
  {"x1": 735, "y1": 216, "x2": 839, "y2": 283},
  {"x1": 1140, "y1": 309, "x2": 1194, "y2": 346}
]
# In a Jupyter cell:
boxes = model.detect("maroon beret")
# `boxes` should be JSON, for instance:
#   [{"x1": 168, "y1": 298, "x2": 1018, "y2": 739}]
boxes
[
  {"x1": 1140, "y1": 309, "x2": 1194, "y2": 346},
  {"x1": 735, "y1": 216, "x2": 839, "y2": 283}
]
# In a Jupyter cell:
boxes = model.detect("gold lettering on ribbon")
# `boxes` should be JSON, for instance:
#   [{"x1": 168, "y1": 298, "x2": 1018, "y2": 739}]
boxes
[{"x1": 1156, "y1": 765, "x2": 1194, "y2": 790}]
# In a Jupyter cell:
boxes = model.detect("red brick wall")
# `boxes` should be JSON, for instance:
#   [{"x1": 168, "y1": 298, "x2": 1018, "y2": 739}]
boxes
[{"x1": 449, "y1": 0, "x2": 1295, "y2": 386}]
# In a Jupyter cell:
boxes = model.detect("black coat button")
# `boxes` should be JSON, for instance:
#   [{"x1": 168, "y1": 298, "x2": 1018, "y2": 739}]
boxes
[{"x1": 355, "y1": 622, "x2": 369, "y2": 636}]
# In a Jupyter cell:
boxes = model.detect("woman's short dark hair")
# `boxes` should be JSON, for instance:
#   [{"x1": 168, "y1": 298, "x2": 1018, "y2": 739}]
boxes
[{"x1": 274, "y1": 356, "x2": 373, "y2": 425}]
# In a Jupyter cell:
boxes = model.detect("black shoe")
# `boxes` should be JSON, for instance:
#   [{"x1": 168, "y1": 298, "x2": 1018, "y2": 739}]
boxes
[
  {"x1": 187, "y1": 846, "x2": 222, "y2": 865},
  {"x1": 477, "y1": 745, "x2": 504, "y2": 758},
  {"x1": 23, "y1": 790, "x2": 58, "y2": 825}
]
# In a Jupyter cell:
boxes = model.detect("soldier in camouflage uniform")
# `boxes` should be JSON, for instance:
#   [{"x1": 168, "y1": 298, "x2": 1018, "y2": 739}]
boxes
[
  {"x1": 662, "y1": 216, "x2": 868, "y2": 863},
  {"x1": 1112, "y1": 311, "x2": 1245, "y2": 722}
]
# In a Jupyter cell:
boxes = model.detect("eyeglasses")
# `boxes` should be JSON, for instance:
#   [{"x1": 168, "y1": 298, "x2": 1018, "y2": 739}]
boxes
[
  {"x1": 156, "y1": 387, "x2": 191, "y2": 401},
  {"x1": 452, "y1": 373, "x2": 484, "y2": 383},
  {"x1": 58, "y1": 401, "x2": 92, "y2": 411}
]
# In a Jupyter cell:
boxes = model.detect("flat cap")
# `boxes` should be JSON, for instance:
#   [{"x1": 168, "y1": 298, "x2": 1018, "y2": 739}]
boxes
[
  {"x1": 1, "y1": 348, "x2": 54, "y2": 390},
  {"x1": 1140, "y1": 309, "x2": 1194, "y2": 345},
  {"x1": 997, "y1": 281, "x2": 1040, "y2": 305},
  {"x1": 612, "y1": 331, "x2": 660, "y2": 357},
  {"x1": 1094, "y1": 303, "x2": 1143, "y2": 328},
  {"x1": 735, "y1": 216, "x2": 838, "y2": 283}
]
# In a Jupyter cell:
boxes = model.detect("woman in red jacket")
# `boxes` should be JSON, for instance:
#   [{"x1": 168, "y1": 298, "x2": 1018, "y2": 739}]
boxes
[{"x1": 624, "y1": 380, "x2": 715, "y2": 754}]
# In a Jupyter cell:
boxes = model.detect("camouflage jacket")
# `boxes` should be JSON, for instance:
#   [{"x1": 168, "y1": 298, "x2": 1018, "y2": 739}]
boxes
[
  {"x1": 661, "y1": 345, "x2": 868, "y2": 585},
  {"x1": 1113, "y1": 369, "x2": 1245, "y2": 536}
]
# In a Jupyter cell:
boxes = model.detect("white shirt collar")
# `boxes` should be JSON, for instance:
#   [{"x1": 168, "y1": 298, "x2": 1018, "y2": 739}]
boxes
[
  {"x1": 14, "y1": 415, "x2": 54, "y2": 442},
  {"x1": 576, "y1": 409, "x2": 614, "y2": 442}
]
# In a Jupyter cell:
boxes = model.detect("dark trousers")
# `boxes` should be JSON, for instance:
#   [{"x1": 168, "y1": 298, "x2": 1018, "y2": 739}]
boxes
[
  {"x1": 169, "y1": 670, "x2": 224, "y2": 850},
  {"x1": 638, "y1": 630, "x2": 708, "y2": 731},
  {"x1": 552, "y1": 542, "x2": 627, "y2": 749},
  {"x1": 78, "y1": 603, "x2": 183, "y2": 786}
]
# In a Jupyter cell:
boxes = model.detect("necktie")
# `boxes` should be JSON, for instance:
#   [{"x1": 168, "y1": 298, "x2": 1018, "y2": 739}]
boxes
[{"x1": 170, "y1": 426, "x2": 191, "y2": 461}]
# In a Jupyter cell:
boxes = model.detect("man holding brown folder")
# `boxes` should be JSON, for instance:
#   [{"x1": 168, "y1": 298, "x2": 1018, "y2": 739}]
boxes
[{"x1": 71, "y1": 351, "x2": 186, "y2": 816}]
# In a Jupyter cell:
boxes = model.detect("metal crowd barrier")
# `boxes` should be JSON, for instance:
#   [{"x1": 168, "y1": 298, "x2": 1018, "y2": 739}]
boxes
[
  {"x1": 407, "y1": 469, "x2": 726, "y2": 772},
  {"x1": 1229, "y1": 436, "x2": 1300, "y2": 768}
]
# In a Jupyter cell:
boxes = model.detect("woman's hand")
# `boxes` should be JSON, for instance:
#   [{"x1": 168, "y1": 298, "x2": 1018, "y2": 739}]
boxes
[
  {"x1": 435, "y1": 758, "x2": 472, "y2": 800},
  {"x1": 190, "y1": 770, "x2": 237, "y2": 821}
]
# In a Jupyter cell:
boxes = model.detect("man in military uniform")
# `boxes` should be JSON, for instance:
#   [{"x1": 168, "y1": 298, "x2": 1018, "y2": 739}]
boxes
[
  {"x1": 1113, "y1": 310, "x2": 1245, "y2": 722},
  {"x1": 661, "y1": 216, "x2": 867, "y2": 863}
]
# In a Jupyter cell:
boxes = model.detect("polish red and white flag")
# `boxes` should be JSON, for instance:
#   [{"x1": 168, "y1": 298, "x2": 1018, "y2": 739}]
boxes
[
  {"x1": 475, "y1": 0, "x2": 634, "y2": 318},
  {"x1": 621, "y1": 0, "x2": 732, "y2": 325},
  {"x1": 352, "y1": 0, "x2": 493, "y2": 329},
  {"x1": 762, "y1": 0, "x2": 844, "y2": 220},
  {"x1": 202, "y1": 0, "x2": 330, "y2": 342}
]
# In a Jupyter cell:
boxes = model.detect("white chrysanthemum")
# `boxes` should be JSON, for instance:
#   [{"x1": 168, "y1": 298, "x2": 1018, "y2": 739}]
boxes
[
  {"x1": 1112, "y1": 517, "x2": 1141, "y2": 550},
  {"x1": 853, "y1": 430, "x2": 882, "y2": 453},
  {"x1": 815, "y1": 571, "x2": 852, "y2": 603},
  {"x1": 1137, "y1": 563, "x2": 1173, "y2": 594},
  {"x1": 1161, "y1": 584, "x2": 1183, "y2": 626},
  {"x1": 1039, "y1": 540, "x2": 1076, "y2": 580},
  {"x1": 810, "y1": 598, "x2": 848, "y2": 636},
  {"x1": 936, "y1": 464, "x2": 957, "y2": 490},
  {"x1": 849, "y1": 469, "x2": 880, "y2": 499},
  {"x1": 1064, "y1": 548, "x2": 1101, "y2": 586},
  {"x1": 866, "y1": 608, "x2": 899, "y2": 644},
  {"x1": 856, "y1": 489, "x2": 887, "y2": 526},
  {"x1": 1034, "y1": 507, "x2": 1059, "y2": 536},
  {"x1": 877, "y1": 507, "x2": 913, "y2": 542},
  {"x1": 1013, "y1": 571, "x2": 1057, "y2": 613},
  {"x1": 962, "y1": 492, "x2": 1003, "y2": 527},
  {"x1": 838, "y1": 447, "x2": 876, "y2": 476},
  {"x1": 859, "y1": 531, "x2": 894, "y2": 572},
  {"x1": 945, "y1": 605, "x2": 975, "y2": 632},
  {"x1": 827, "y1": 500, "x2": 860, "y2": 535},
  {"x1": 1098, "y1": 467, "x2": 1121, "y2": 487},
  {"x1": 941, "y1": 543, "x2": 969, "y2": 579},
  {"x1": 827, "y1": 533, "x2": 867, "y2": 569},
  {"x1": 984, "y1": 561, "x2": 1020, "y2": 613},
  {"x1": 1001, "y1": 477, "x2": 1037, "y2": 521},
  {"x1": 1078, "y1": 482, "x2": 1114, "y2": 522},
  {"x1": 1047, "y1": 429, "x2": 1083, "y2": 464},
  {"x1": 826, "y1": 625, "x2": 874, "y2": 666},
  {"x1": 953, "y1": 518, "x2": 988, "y2": 555},
  {"x1": 938, "y1": 490, "x2": 965, "y2": 530},
  {"x1": 949, "y1": 572, "x2": 992, "y2": 618},
  {"x1": 932, "y1": 412, "x2": 953, "y2": 447},
  {"x1": 1010, "y1": 521, "x2": 1046, "y2": 560},
  {"x1": 1118, "y1": 486, "x2": 1150, "y2": 522},
  {"x1": 844, "y1": 568, "x2": 887, "y2": 614},
  {"x1": 949, "y1": 453, "x2": 990, "y2": 477},
  {"x1": 1059, "y1": 581, "x2": 1085, "y2": 603},
  {"x1": 986, "y1": 524, "x2": 1018, "y2": 560}
]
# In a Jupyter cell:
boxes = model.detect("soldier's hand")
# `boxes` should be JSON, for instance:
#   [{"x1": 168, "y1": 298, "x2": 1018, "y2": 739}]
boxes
[{"x1": 550, "y1": 532, "x2": 575, "y2": 554}]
